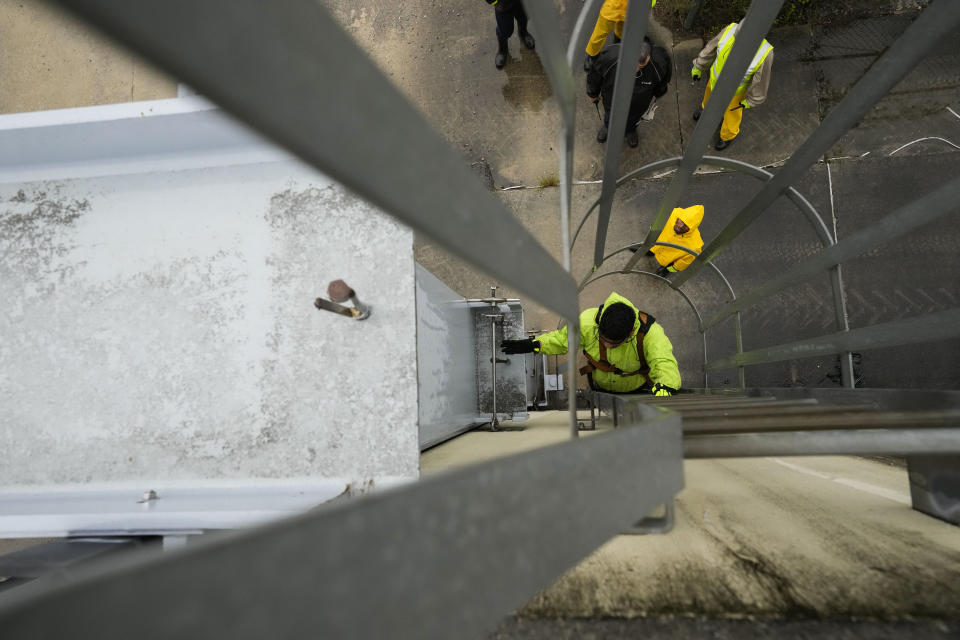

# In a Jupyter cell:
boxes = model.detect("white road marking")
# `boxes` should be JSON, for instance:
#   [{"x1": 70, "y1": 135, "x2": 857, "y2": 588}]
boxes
[{"x1": 769, "y1": 458, "x2": 911, "y2": 505}]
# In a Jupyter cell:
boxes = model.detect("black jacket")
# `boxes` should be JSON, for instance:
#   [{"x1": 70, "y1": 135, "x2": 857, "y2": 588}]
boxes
[
  {"x1": 486, "y1": 0, "x2": 523, "y2": 13},
  {"x1": 586, "y1": 42, "x2": 672, "y2": 127}
]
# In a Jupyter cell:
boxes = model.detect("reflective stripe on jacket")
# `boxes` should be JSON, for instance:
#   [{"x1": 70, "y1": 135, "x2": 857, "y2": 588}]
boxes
[
  {"x1": 708, "y1": 23, "x2": 773, "y2": 94},
  {"x1": 536, "y1": 291, "x2": 681, "y2": 393}
]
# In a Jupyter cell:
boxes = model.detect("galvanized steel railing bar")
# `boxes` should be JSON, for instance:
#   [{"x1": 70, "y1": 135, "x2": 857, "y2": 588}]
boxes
[
  {"x1": 684, "y1": 410, "x2": 960, "y2": 434},
  {"x1": 705, "y1": 308, "x2": 960, "y2": 372},
  {"x1": 0, "y1": 407, "x2": 684, "y2": 640},
  {"x1": 51, "y1": 0, "x2": 580, "y2": 320},
  {"x1": 522, "y1": 2, "x2": 583, "y2": 437},
  {"x1": 703, "y1": 174, "x2": 960, "y2": 331},
  {"x1": 685, "y1": 428, "x2": 960, "y2": 458},
  {"x1": 621, "y1": 0, "x2": 785, "y2": 273},
  {"x1": 825, "y1": 163, "x2": 855, "y2": 388},
  {"x1": 591, "y1": 0, "x2": 650, "y2": 268},
  {"x1": 672, "y1": 0, "x2": 960, "y2": 288}
]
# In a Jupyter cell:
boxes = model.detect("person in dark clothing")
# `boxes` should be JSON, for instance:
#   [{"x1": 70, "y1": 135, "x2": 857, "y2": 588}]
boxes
[
  {"x1": 485, "y1": 0, "x2": 535, "y2": 70},
  {"x1": 586, "y1": 39, "x2": 671, "y2": 147}
]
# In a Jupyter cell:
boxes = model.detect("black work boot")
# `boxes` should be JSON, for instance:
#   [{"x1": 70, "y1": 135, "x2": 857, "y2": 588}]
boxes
[
  {"x1": 597, "y1": 125, "x2": 608, "y2": 143},
  {"x1": 520, "y1": 30, "x2": 535, "y2": 50},
  {"x1": 625, "y1": 128, "x2": 638, "y2": 148},
  {"x1": 495, "y1": 37, "x2": 508, "y2": 69},
  {"x1": 715, "y1": 136, "x2": 736, "y2": 151},
  {"x1": 693, "y1": 106, "x2": 702, "y2": 121}
]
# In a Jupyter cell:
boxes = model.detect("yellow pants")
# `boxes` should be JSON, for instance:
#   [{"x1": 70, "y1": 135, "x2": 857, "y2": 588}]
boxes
[
  {"x1": 701, "y1": 83, "x2": 746, "y2": 142},
  {"x1": 585, "y1": 15, "x2": 624, "y2": 57}
]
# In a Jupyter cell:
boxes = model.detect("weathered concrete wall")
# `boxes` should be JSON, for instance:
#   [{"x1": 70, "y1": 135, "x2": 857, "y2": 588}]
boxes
[{"x1": 0, "y1": 109, "x2": 418, "y2": 486}]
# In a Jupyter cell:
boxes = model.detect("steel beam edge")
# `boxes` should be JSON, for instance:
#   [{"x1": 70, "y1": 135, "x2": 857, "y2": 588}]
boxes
[
  {"x1": 0, "y1": 410, "x2": 683, "y2": 640},
  {"x1": 685, "y1": 428, "x2": 960, "y2": 458},
  {"x1": 673, "y1": 0, "x2": 960, "y2": 287},
  {"x1": 51, "y1": 0, "x2": 579, "y2": 320},
  {"x1": 622, "y1": 0, "x2": 785, "y2": 273}
]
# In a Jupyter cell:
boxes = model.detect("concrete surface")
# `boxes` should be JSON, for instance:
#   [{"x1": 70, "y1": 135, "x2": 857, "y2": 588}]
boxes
[
  {"x1": 0, "y1": 0, "x2": 176, "y2": 114},
  {"x1": 0, "y1": 125, "x2": 419, "y2": 483},
  {"x1": 424, "y1": 411, "x2": 960, "y2": 623}
]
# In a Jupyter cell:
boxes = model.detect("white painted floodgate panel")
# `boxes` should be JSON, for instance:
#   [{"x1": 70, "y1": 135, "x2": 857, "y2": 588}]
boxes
[{"x1": 0, "y1": 97, "x2": 419, "y2": 536}]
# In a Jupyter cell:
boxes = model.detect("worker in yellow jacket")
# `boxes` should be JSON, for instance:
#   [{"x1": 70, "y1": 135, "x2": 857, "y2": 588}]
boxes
[
  {"x1": 583, "y1": 0, "x2": 656, "y2": 72},
  {"x1": 691, "y1": 21, "x2": 773, "y2": 150},
  {"x1": 501, "y1": 291, "x2": 680, "y2": 395},
  {"x1": 649, "y1": 205, "x2": 704, "y2": 277}
]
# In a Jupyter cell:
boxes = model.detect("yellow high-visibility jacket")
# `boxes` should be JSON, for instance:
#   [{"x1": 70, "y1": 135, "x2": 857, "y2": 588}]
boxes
[
  {"x1": 693, "y1": 22, "x2": 774, "y2": 107},
  {"x1": 652, "y1": 205, "x2": 705, "y2": 272},
  {"x1": 536, "y1": 291, "x2": 681, "y2": 393}
]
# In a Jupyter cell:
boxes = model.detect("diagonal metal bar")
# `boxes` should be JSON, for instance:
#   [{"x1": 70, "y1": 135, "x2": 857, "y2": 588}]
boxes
[
  {"x1": 672, "y1": 0, "x2": 960, "y2": 288},
  {"x1": 50, "y1": 0, "x2": 579, "y2": 319},
  {"x1": 705, "y1": 308, "x2": 960, "y2": 372},
  {"x1": 592, "y1": 0, "x2": 650, "y2": 268},
  {"x1": 0, "y1": 411, "x2": 683, "y2": 640},
  {"x1": 703, "y1": 174, "x2": 960, "y2": 332},
  {"x1": 622, "y1": 0, "x2": 785, "y2": 273}
]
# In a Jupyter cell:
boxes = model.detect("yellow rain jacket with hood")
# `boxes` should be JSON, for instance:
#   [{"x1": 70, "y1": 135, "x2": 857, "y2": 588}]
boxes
[
  {"x1": 585, "y1": 0, "x2": 657, "y2": 58},
  {"x1": 535, "y1": 292, "x2": 681, "y2": 393},
  {"x1": 652, "y1": 205, "x2": 704, "y2": 272}
]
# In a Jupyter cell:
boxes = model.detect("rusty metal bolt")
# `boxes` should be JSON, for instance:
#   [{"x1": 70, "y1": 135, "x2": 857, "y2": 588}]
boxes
[{"x1": 327, "y1": 279, "x2": 355, "y2": 303}]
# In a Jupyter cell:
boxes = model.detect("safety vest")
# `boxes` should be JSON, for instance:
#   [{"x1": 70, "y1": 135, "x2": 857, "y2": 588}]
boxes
[{"x1": 708, "y1": 23, "x2": 773, "y2": 94}]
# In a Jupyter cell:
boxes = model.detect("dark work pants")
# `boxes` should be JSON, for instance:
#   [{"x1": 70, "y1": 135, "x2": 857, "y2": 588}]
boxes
[
  {"x1": 495, "y1": 5, "x2": 529, "y2": 40},
  {"x1": 602, "y1": 103, "x2": 641, "y2": 133}
]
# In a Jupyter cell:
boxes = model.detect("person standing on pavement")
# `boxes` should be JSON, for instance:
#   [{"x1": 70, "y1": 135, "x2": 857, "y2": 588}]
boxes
[
  {"x1": 587, "y1": 39, "x2": 671, "y2": 148},
  {"x1": 691, "y1": 21, "x2": 773, "y2": 150},
  {"x1": 501, "y1": 291, "x2": 681, "y2": 396},
  {"x1": 646, "y1": 205, "x2": 705, "y2": 277},
  {"x1": 485, "y1": 0, "x2": 535, "y2": 70},
  {"x1": 583, "y1": 0, "x2": 657, "y2": 72}
]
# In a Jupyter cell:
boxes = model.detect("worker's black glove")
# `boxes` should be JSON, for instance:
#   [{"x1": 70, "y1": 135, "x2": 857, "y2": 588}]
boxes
[
  {"x1": 501, "y1": 338, "x2": 540, "y2": 354},
  {"x1": 652, "y1": 382, "x2": 677, "y2": 397}
]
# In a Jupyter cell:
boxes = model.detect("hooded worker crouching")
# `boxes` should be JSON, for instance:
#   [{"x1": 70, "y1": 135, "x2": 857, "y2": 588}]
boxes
[
  {"x1": 650, "y1": 204, "x2": 704, "y2": 277},
  {"x1": 501, "y1": 292, "x2": 681, "y2": 396}
]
